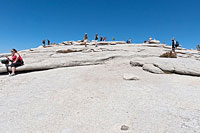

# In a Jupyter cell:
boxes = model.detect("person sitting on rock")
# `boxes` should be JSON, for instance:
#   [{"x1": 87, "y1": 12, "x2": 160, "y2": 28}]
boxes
[
  {"x1": 84, "y1": 33, "x2": 88, "y2": 47},
  {"x1": 5, "y1": 49, "x2": 24, "y2": 76},
  {"x1": 128, "y1": 38, "x2": 132, "y2": 44},
  {"x1": 148, "y1": 37, "x2": 152, "y2": 43}
]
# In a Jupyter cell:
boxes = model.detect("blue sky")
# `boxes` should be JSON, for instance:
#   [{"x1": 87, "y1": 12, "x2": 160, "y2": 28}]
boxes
[{"x1": 0, "y1": 0, "x2": 200, "y2": 53}]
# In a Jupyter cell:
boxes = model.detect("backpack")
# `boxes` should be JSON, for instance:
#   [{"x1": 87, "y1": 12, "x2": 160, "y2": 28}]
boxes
[
  {"x1": 1, "y1": 59, "x2": 9, "y2": 64},
  {"x1": 175, "y1": 41, "x2": 179, "y2": 47}
]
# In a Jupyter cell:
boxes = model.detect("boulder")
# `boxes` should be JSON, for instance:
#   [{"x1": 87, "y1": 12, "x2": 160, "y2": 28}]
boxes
[
  {"x1": 123, "y1": 73, "x2": 139, "y2": 80},
  {"x1": 130, "y1": 61, "x2": 144, "y2": 67},
  {"x1": 142, "y1": 64, "x2": 164, "y2": 74},
  {"x1": 130, "y1": 57, "x2": 200, "y2": 76},
  {"x1": 56, "y1": 49, "x2": 82, "y2": 53},
  {"x1": 121, "y1": 125, "x2": 129, "y2": 131},
  {"x1": 148, "y1": 39, "x2": 160, "y2": 44}
]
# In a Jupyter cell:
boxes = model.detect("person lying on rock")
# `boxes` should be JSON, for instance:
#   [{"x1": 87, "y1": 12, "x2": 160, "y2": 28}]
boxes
[{"x1": 5, "y1": 49, "x2": 24, "y2": 76}]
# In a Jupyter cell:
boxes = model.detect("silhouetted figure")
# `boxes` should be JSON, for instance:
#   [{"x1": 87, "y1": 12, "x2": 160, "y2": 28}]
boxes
[
  {"x1": 95, "y1": 33, "x2": 99, "y2": 47},
  {"x1": 84, "y1": 33, "x2": 88, "y2": 47},
  {"x1": 42, "y1": 40, "x2": 45, "y2": 47},
  {"x1": 172, "y1": 38, "x2": 176, "y2": 52},
  {"x1": 47, "y1": 39, "x2": 50, "y2": 45},
  {"x1": 100, "y1": 37, "x2": 103, "y2": 41},
  {"x1": 126, "y1": 38, "x2": 132, "y2": 44},
  {"x1": 197, "y1": 45, "x2": 200, "y2": 51}
]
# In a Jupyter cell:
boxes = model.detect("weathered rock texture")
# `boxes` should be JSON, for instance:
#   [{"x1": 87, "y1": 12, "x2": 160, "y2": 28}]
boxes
[
  {"x1": 1, "y1": 43, "x2": 199, "y2": 77},
  {"x1": 0, "y1": 43, "x2": 200, "y2": 133}
]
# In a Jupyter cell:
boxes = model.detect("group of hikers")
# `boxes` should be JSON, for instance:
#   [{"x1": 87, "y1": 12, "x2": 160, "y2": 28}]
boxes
[
  {"x1": 82, "y1": 33, "x2": 133, "y2": 47},
  {"x1": 42, "y1": 39, "x2": 51, "y2": 47},
  {"x1": 0, "y1": 35, "x2": 183, "y2": 76},
  {"x1": 82, "y1": 33, "x2": 107, "y2": 47}
]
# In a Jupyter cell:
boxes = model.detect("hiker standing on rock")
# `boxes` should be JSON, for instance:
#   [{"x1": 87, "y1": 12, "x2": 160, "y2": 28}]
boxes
[
  {"x1": 197, "y1": 44, "x2": 200, "y2": 51},
  {"x1": 47, "y1": 39, "x2": 50, "y2": 45},
  {"x1": 95, "y1": 33, "x2": 99, "y2": 47},
  {"x1": 104, "y1": 37, "x2": 107, "y2": 41},
  {"x1": 84, "y1": 33, "x2": 88, "y2": 47},
  {"x1": 42, "y1": 40, "x2": 45, "y2": 47},
  {"x1": 5, "y1": 49, "x2": 24, "y2": 76},
  {"x1": 172, "y1": 38, "x2": 176, "y2": 52},
  {"x1": 127, "y1": 38, "x2": 132, "y2": 44},
  {"x1": 100, "y1": 37, "x2": 103, "y2": 41}
]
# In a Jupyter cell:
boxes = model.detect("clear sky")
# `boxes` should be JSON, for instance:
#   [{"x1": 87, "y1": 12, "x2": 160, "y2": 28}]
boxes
[{"x1": 0, "y1": 0, "x2": 200, "y2": 53}]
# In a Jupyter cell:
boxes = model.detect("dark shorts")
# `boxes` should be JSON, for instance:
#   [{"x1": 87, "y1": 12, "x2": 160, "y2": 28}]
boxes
[{"x1": 10, "y1": 61, "x2": 23, "y2": 68}]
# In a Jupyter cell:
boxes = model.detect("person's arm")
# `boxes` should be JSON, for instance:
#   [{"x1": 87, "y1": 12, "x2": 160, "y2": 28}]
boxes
[
  {"x1": 13, "y1": 53, "x2": 20, "y2": 63},
  {"x1": 6, "y1": 56, "x2": 12, "y2": 62}
]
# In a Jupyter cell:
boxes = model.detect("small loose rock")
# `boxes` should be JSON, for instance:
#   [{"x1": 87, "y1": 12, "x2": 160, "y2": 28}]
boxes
[
  {"x1": 123, "y1": 73, "x2": 139, "y2": 80},
  {"x1": 121, "y1": 125, "x2": 129, "y2": 131}
]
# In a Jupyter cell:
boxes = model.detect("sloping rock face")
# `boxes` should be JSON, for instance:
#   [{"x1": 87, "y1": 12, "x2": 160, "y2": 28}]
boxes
[
  {"x1": 59, "y1": 41, "x2": 126, "y2": 46},
  {"x1": 0, "y1": 45, "x2": 135, "y2": 74},
  {"x1": 0, "y1": 43, "x2": 200, "y2": 77}
]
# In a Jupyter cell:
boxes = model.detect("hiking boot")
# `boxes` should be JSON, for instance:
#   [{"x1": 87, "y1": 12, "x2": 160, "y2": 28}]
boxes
[{"x1": 9, "y1": 73, "x2": 15, "y2": 76}]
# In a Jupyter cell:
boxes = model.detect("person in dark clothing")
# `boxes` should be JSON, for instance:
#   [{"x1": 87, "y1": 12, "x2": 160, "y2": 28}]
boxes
[
  {"x1": 83, "y1": 33, "x2": 88, "y2": 47},
  {"x1": 197, "y1": 45, "x2": 200, "y2": 51},
  {"x1": 100, "y1": 37, "x2": 103, "y2": 41},
  {"x1": 42, "y1": 40, "x2": 45, "y2": 47},
  {"x1": 172, "y1": 38, "x2": 176, "y2": 52},
  {"x1": 47, "y1": 39, "x2": 50, "y2": 45},
  {"x1": 95, "y1": 33, "x2": 99, "y2": 47}
]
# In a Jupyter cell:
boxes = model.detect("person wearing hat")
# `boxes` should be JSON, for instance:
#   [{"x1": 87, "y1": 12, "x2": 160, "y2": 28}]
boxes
[
  {"x1": 83, "y1": 33, "x2": 88, "y2": 47},
  {"x1": 172, "y1": 37, "x2": 176, "y2": 52}
]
